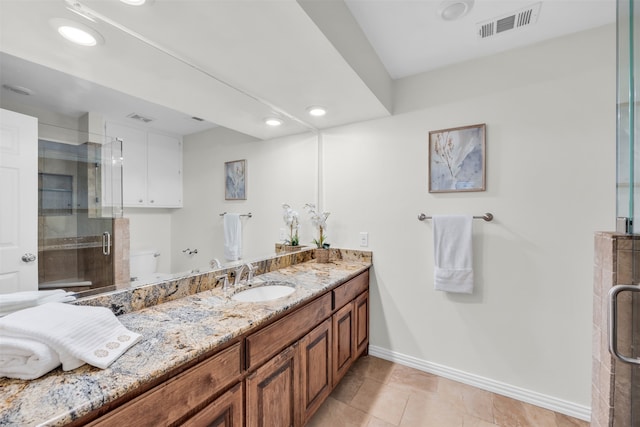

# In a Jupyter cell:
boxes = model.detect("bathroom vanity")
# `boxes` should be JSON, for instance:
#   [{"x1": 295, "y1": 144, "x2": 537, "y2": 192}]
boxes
[{"x1": 0, "y1": 250, "x2": 371, "y2": 426}]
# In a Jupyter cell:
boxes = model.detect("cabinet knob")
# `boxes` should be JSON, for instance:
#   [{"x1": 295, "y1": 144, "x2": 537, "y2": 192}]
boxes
[
  {"x1": 139, "y1": 199, "x2": 143, "y2": 203},
  {"x1": 150, "y1": 200, "x2": 155, "y2": 203}
]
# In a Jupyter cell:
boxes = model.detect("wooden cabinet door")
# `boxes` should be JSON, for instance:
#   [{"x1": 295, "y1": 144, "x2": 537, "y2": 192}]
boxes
[
  {"x1": 299, "y1": 319, "x2": 332, "y2": 423},
  {"x1": 332, "y1": 302, "x2": 355, "y2": 387},
  {"x1": 88, "y1": 343, "x2": 241, "y2": 427},
  {"x1": 246, "y1": 344, "x2": 301, "y2": 427},
  {"x1": 354, "y1": 291, "x2": 369, "y2": 357},
  {"x1": 182, "y1": 383, "x2": 243, "y2": 427}
]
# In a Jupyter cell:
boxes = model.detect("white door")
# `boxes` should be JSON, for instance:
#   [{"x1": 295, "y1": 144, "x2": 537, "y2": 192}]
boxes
[{"x1": 0, "y1": 109, "x2": 38, "y2": 294}]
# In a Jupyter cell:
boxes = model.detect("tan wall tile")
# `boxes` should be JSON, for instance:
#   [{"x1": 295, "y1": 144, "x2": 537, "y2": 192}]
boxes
[
  {"x1": 616, "y1": 250, "x2": 633, "y2": 284},
  {"x1": 112, "y1": 217, "x2": 130, "y2": 286},
  {"x1": 595, "y1": 233, "x2": 615, "y2": 269},
  {"x1": 633, "y1": 250, "x2": 640, "y2": 284},
  {"x1": 592, "y1": 233, "x2": 637, "y2": 427},
  {"x1": 617, "y1": 237, "x2": 634, "y2": 251},
  {"x1": 593, "y1": 324, "x2": 602, "y2": 363}
]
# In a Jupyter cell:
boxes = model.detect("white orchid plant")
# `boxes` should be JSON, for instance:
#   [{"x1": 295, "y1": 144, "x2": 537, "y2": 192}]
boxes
[
  {"x1": 281, "y1": 203, "x2": 300, "y2": 246},
  {"x1": 304, "y1": 203, "x2": 330, "y2": 249}
]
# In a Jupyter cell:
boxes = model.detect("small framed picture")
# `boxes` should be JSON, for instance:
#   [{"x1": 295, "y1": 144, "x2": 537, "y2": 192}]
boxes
[
  {"x1": 428, "y1": 123, "x2": 486, "y2": 193},
  {"x1": 225, "y1": 159, "x2": 246, "y2": 200}
]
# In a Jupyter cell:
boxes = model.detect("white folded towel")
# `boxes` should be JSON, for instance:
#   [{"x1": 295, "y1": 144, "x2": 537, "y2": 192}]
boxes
[
  {"x1": 0, "y1": 302, "x2": 141, "y2": 380},
  {"x1": 432, "y1": 215, "x2": 474, "y2": 294},
  {"x1": 0, "y1": 290, "x2": 76, "y2": 317},
  {"x1": 0, "y1": 336, "x2": 60, "y2": 380},
  {"x1": 223, "y1": 213, "x2": 242, "y2": 261}
]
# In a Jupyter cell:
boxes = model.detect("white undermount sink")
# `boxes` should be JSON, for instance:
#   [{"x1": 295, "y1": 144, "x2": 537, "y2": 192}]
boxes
[{"x1": 231, "y1": 283, "x2": 295, "y2": 302}]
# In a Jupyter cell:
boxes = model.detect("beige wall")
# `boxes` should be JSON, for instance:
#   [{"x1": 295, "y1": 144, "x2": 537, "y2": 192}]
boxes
[
  {"x1": 125, "y1": 208, "x2": 173, "y2": 274},
  {"x1": 319, "y1": 24, "x2": 615, "y2": 418},
  {"x1": 171, "y1": 127, "x2": 318, "y2": 273},
  {"x1": 173, "y1": 24, "x2": 615, "y2": 418}
]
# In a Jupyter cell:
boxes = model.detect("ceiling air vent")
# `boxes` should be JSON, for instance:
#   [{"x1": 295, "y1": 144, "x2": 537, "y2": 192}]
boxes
[
  {"x1": 126, "y1": 113, "x2": 154, "y2": 123},
  {"x1": 477, "y1": 2, "x2": 541, "y2": 39}
]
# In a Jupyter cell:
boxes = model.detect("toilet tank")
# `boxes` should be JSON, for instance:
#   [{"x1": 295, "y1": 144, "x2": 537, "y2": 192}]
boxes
[{"x1": 130, "y1": 250, "x2": 159, "y2": 278}]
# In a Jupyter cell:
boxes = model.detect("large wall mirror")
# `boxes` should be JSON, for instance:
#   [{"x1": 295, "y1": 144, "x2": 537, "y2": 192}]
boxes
[{"x1": 0, "y1": 0, "x2": 318, "y2": 297}]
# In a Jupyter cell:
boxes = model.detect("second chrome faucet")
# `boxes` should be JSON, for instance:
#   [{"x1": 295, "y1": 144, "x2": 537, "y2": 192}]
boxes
[{"x1": 234, "y1": 262, "x2": 256, "y2": 287}]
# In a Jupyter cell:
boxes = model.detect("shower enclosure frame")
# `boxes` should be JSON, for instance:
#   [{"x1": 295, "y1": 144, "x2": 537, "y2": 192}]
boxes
[{"x1": 611, "y1": 1, "x2": 640, "y2": 426}]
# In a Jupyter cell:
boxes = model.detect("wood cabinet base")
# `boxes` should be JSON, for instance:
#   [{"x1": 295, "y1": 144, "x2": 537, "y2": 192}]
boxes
[{"x1": 83, "y1": 269, "x2": 370, "y2": 427}]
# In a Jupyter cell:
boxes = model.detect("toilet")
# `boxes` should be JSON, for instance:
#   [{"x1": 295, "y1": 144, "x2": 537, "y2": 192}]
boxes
[{"x1": 130, "y1": 250, "x2": 172, "y2": 284}]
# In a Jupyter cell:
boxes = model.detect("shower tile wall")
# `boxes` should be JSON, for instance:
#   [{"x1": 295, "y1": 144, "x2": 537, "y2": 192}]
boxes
[
  {"x1": 38, "y1": 236, "x2": 107, "y2": 286},
  {"x1": 592, "y1": 232, "x2": 638, "y2": 427},
  {"x1": 112, "y1": 217, "x2": 130, "y2": 287}
]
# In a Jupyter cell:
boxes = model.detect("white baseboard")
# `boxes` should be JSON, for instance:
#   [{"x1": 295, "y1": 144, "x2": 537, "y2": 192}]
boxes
[{"x1": 368, "y1": 345, "x2": 590, "y2": 422}]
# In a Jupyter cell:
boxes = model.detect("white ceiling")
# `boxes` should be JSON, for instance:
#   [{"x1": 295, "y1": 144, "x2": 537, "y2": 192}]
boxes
[
  {"x1": 345, "y1": 0, "x2": 616, "y2": 79},
  {"x1": 0, "y1": 0, "x2": 616, "y2": 140}
]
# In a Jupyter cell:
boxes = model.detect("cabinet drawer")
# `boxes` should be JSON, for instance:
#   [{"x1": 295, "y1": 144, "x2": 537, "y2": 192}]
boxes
[
  {"x1": 333, "y1": 270, "x2": 369, "y2": 310},
  {"x1": 246, "y1": 293, "x2": 331, "y2": 371},
  {"x1": 90, "y1": 343, "x2": 241, "y2": 427}
]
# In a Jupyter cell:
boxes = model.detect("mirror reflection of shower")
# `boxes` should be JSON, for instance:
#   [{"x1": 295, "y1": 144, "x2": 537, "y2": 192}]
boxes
[{"x1": 37, "y1": 136, "x2": 123, "y2": 292}]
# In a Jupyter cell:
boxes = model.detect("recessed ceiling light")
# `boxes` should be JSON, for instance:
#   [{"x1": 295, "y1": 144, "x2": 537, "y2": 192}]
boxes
[
  {"x1": 58, "y1": 25, "x2": 97, "y2": 45},
  {"x1": 120, "y1": 0, "x2": 150, "y2": 5},
  {"x1": 307, "y1": 106, "x2": 327, "y2": 117},
  {"x1": 265, "y1": 118, "x2": 283, "y2": 127},
  {"x1": 50, "y1": 18, "x2": 104, "y2": 46},
  {"x1": 438, "y1": 0, "x2": 474, "y2": 21}
]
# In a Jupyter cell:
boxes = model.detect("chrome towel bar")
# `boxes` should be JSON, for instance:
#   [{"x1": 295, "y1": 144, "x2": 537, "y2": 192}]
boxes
[
  {"x1": 219, "y1": 212, "x2": 252, "y2": 218},
  {"x1": 418, "y1": 212, "x2": 494, "y2": 222}
]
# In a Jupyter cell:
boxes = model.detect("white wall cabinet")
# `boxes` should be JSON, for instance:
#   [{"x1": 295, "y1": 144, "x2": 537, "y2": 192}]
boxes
[
  {"x1": 107, "y1": 122, "x2": 182, "y2": 208},
  {"x1": 147, "y1": 132, "x2": 182, "y2": 207}
]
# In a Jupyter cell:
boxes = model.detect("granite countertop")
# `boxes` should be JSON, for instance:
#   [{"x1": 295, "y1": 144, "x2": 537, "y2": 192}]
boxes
[{"x1": 0, "y1": 256, "x2": 371, "y2": 427}]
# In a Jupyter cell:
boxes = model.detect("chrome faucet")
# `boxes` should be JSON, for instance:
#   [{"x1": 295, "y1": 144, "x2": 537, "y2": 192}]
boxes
[
  {"x1": 234, "y1": 263, "x2": 256, "y2": 286},
  {"x1": 215, "y1": 274, "x2": 230, "y2": 291}
]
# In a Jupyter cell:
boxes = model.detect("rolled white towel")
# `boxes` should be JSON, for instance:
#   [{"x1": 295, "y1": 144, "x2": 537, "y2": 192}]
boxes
[
  {"x1": 0, "y1": 336, "x2": 61, "y2": 380},
  {"x1": 0, "y1": 302, "x2": 141, "y2": 379}
]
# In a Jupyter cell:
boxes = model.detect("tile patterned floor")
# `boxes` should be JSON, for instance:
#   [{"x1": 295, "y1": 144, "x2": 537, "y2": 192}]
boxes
[{"x1": 307, "y1": 356, "x2": 589, "y2": 427}]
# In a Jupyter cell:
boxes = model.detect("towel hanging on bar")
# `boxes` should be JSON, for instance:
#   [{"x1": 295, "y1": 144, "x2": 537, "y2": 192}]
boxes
[{"x1": 432, "y1": 215, "x2": 474, "y2": 294}]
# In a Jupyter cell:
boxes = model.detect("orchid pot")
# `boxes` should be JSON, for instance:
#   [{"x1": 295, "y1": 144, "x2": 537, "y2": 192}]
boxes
[{"x1": 314, "y1": 248, "x2": 330, "y2": 263}]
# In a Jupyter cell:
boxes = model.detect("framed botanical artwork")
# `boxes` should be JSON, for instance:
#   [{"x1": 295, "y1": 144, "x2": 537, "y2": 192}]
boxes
[
  {"x1": 225, "y1": 159, "x2": 246, "y2": 200},
  {"x1": 428, "y1": 123, "x2": 486, "y2": 193}
]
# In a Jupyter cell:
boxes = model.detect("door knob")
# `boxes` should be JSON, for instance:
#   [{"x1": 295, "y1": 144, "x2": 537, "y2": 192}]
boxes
[{"x1": 21, "y1": 253, "x2": 36, "y2": 263}]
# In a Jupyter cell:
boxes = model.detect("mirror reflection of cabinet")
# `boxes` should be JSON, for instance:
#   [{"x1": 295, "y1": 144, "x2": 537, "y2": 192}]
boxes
[
  {"x1": 147, "y1": 132, "x2": 182, "y2": 207},
  {"x1": 107, "y1": 122, "x2": 183, "y2": 208}
]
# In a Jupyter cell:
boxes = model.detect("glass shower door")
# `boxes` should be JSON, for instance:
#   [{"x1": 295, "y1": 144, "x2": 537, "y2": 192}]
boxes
[
  {"x1": 614, "y1": 1, "x2": 640, "y2": 426},
  {"x1": 37, "y1": 132, "x2": 122, "y2": 292}
]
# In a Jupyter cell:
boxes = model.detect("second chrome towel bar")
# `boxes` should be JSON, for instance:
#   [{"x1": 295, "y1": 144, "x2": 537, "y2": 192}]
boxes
[
  {"x1": 219, "y1": 212, "x2": 253, "y2": 218},
  {"x1": 418, "y1": 212, "x2": 494, "y2": 222}
]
